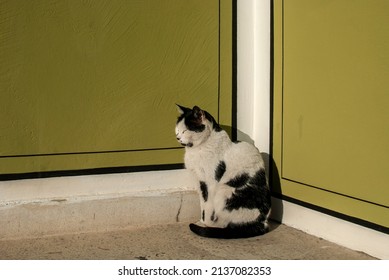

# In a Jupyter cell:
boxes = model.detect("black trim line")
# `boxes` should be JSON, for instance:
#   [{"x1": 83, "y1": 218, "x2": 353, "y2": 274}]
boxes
[
  {"x1": 217, "y1": 0, "x2": 221, "y2": 123},
  {"x1": 231, "y1": 0, "x2": 238, "y2": 142},
  {"x1": 0, "y1": 147, "x2": 183, "y2": 159},
  {"x1": 0, "y1": 163, "x2": 185, "y2": 182},
  {"x1": 281, "y1": 0, "x2": 285, "y2": 176},
  {"x1": 269, "y1": 0, "x2": 275, "y2": 163},
  {"x1": 272, "y1": 192, "x2": 389, "y2": 234}
]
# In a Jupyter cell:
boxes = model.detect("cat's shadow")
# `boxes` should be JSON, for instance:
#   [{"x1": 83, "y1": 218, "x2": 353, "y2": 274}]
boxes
[
  {"x1": 222, "y1": 126, "x2": 284, "y2": 232},
  {"x1": 262, "y1": 153, "x2": 283, "y2": 232}
]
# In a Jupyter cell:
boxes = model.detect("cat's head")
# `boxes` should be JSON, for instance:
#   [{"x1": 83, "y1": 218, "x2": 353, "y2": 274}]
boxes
[{"x1": 175, "y1": 104, "x2": 221, "y2": 148}]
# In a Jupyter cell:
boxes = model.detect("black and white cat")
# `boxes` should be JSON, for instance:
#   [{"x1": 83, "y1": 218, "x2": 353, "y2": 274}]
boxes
[{"x1": 175, "y1": 104, "x2": 271, "y2": 239}]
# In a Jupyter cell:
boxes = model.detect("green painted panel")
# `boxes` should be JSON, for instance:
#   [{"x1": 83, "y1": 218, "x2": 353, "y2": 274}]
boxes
[
  {"x1": 0, "y1": 0, "x2": 233, "y2": 175},
  {"x1": 273, "y1": 0, "x2": 389, "y2": 228}
]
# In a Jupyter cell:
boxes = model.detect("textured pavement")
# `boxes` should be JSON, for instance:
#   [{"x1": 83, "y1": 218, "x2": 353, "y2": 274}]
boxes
[{"x1": 0, "y1": 222, "x2": 376, "y2": 260}]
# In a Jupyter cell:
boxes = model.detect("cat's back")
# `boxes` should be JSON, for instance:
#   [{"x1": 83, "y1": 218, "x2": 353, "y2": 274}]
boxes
[{"x1": 222, "y1": 141, "x2": 265, "y2": 175}]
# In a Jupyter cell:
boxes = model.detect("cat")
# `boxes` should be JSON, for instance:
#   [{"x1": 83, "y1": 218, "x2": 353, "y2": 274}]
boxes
[{"x1": 175, "y1": 104, "x2": 271, "y2": 238}]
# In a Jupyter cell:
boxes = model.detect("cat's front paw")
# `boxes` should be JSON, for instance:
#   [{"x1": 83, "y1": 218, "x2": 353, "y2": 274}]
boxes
[{"x1": 192, "y1": 220, "x2": 206, "y2": 227}]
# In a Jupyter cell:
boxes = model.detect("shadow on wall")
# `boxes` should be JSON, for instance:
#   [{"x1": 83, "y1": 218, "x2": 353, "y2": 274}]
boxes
[{"x1": 262, "y1": 153, "x2": 283, "y2": 225}]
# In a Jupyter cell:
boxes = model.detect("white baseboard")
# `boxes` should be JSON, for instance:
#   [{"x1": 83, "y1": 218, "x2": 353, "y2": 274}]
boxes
[
  {"x1": 0, "y1": 170, "x2": 200, "y2": 240},
  {"x1": 271, "y1": 197, "x2": 389, "y2": 259}
]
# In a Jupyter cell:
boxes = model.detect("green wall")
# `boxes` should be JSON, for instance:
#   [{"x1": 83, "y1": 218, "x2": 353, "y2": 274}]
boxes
[
  {"x1": 273, "y1": 0, "x2": 389, "y2": 230},
  {"x1": 0, "y1": 0, "x2": 233, "y2": 177}
]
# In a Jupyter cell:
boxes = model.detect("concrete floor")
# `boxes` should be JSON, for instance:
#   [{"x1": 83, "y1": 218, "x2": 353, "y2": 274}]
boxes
[{"x1": 0, "y1": 222, "x2": 375, "y2": 260}]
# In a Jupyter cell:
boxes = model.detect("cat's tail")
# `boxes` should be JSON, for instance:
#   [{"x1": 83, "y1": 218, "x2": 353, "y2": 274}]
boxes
[{"x1": 189, "y1": 222, "x2": 269, "y2": 239}]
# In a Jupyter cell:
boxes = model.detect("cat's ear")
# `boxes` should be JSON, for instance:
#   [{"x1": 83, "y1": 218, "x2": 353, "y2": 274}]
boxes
[
  {"x1": 192, "y1": 106, "x2": 204, "y2": 122},
  {"x1": 176, "y1": 104, "x2": 190, "y2": 114}
]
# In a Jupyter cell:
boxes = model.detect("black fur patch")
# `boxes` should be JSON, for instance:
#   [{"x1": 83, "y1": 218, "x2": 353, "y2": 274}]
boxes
[
  {"x1": 225, "y1": 169, "x2": 271, "y2": 214},
  {"x1": 177, "y1": 105, "x2": 221, "y2": 133},
  {"x1": 176, "y1": 106, "x2": 205, "y2": 132},
  {"x1": 181, "y1": 142, "x2": 193, "y2": 147},
  {"x1": 187, "y1": 106, "x2": 206, "y2": 132},
  {"x1": 214, "y1": 161, "x2": 226, "y2": 182},
  {"x1": 186, "y1": 118, "x2": 205, "y2": 132},
  {"x1": 210, "y1": 210, "x2": 218, "y2": 222},
  {"x1": 226, "y1": 173, "x2": 250, "y2": 188},
  {"x1": 202, "y1": 210, "x2": 205, "y2": 221},
  {"x1": 204, "y1": 111, "x2": 222, "y2": 132},
  {"x1": 250, "y1": 168, "x2": 268, "y2": 188},
  {"x1": 200, "y1": 181, "x2": 208, "y2": 202},
  {"x1": 176, "y1": 114, "x2": 185, "y2": 124}
]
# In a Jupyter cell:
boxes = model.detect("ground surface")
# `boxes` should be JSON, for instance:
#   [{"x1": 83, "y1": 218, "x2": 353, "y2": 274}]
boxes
[{"x1": 0, "y1": 222, "x2": 375, "y2": 260}]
